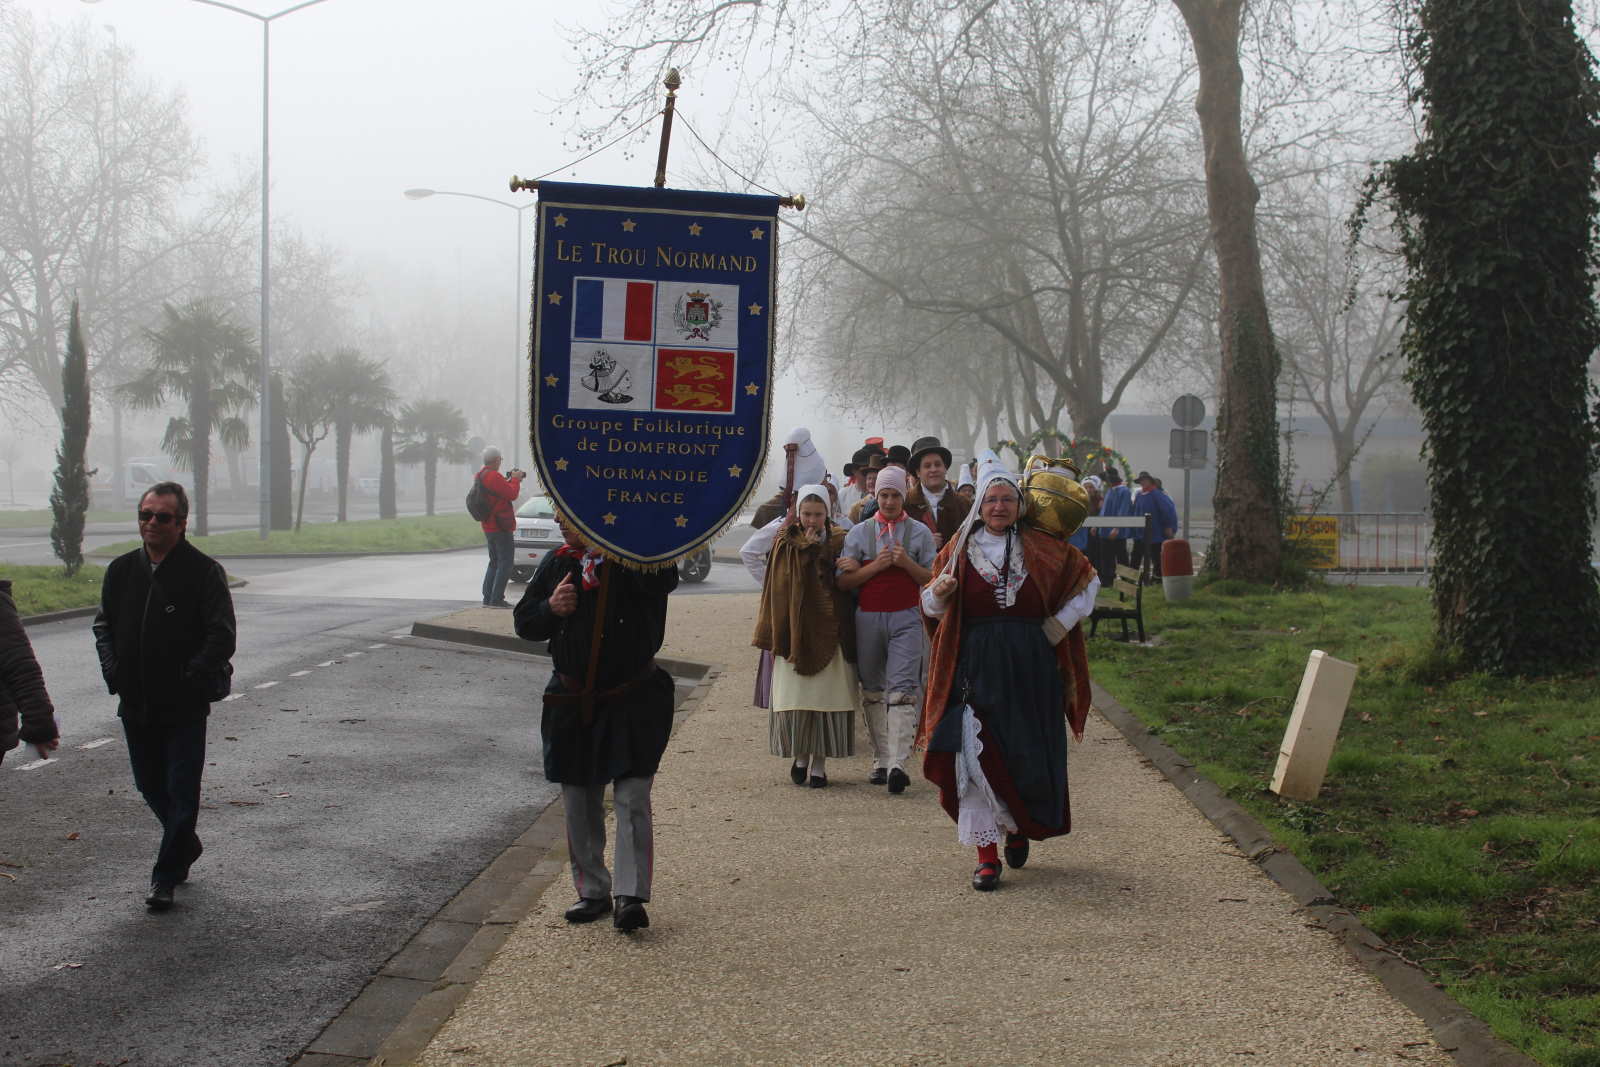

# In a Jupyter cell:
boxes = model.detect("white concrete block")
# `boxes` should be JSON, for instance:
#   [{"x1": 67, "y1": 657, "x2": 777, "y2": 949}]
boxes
[{"x1": 1270, "y1": 649, "x2": 1359, "y2": 802}]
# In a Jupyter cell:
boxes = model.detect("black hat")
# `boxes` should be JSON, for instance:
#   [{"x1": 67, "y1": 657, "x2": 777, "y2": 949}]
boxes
[
  {"x1": 851, "y1": 447, "x2": 872, "y2": 467},
  {"x1": 1103, "y1": 468, "x2": 1123, "y2": 484},
  {"x1": 908, "y1": 435, "x2": 953, "y2": 472},
  {"x1": 1135, "y1": 470, "x2": 1155, "y2": 484},
  {"x1": 864, "y1": 453, "x2": 887, "y2": 472},
  {"x1": 843, "y1": 462, "x2": 857, "y2": 476},
  {"x1": 886, "y1": 444, "x2": 911, "y2": 469}
]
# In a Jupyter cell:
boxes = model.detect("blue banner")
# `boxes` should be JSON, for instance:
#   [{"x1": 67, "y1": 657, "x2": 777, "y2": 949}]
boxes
[{"x1": 530, "y1": 181, "x2": 778, "y2": 568}]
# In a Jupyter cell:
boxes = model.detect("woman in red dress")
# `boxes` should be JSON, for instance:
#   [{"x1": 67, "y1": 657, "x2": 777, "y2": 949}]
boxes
[{"x1": 919, "y1": 464, "x2": 1100, "y2": 890}]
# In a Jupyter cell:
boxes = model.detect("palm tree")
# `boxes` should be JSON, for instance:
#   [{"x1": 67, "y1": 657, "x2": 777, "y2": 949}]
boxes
[
  {"x1": 322, "y1": 347, "x2": 396, "y2": 522},
  {"x1": 121, "y1": 302, "x2": 257, "y2": 537},
  {"x1": 394, "y1": 398, "x2": 472, "y2": 516},
  {"x1": 284, "y1": 352, "x2": 336, "y2": 532}
]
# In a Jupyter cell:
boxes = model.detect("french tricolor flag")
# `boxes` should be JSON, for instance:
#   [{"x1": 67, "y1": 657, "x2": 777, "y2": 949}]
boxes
[{"x1": 572, "y1": 278, "x2": 655, "y2": 343}]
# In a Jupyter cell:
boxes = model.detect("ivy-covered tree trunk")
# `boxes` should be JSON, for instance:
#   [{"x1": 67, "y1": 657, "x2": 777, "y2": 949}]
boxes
[
  {"x1": 270, "y1": 373, "x2": 293, "y2": 530},
  {"x1": 1384, "y1": 0, "x2": 1600, "y2": 673},
  {"x1": 50, "y1": 301, "x2": 91, "y2": 577},
  {"x1": 1174, "y1": 0, "x2": 1282, "y2": 581},
  {"x1": 379, "y1": 422, "x2": 397, "y2": 520}
]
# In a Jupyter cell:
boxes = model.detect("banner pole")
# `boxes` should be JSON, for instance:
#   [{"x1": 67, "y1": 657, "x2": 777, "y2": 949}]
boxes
[{"x1": 653, "y1": 68, "x2": 682, "y2": 189}]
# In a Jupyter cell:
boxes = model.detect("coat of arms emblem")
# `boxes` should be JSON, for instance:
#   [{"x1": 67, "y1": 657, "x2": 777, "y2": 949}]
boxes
[
  {"x1": 672, "y1": 290, "x2": 723, "y2": 341},
  {"x1": 581, "y1": 350, "x2": 634, "y2": 404}
]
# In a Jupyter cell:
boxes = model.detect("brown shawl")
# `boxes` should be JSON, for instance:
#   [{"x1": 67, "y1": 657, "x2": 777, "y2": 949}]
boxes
[
  {"x1": 751, "y1": 524, "x2": 855, "y2": 675},
  {"x1": 917, "y1": 526, "x2": 1095, "y2": 747}
]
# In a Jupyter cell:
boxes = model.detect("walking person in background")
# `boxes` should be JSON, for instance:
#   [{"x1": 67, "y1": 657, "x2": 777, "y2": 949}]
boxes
[
  {"x1": 904, "y1": 436, "x2": 972, "y2": 551},
  {"x1": 93, "y1": 483, "x2": 236, "y2": 912},
  {"x1": 1131, "y1": 472, "x2": 1178, "y2": 578},
  {"x1": 475, "y1": 446, "x2": 524, "y2": 607},
  {"x1": 1099, "y1": 467, "x2": 1133, "y2": 579},
  {"x1": 516, "y1": 513, "x2": 679, "y2": 933},
  {"x1": 919, "y1": 462, "x2": 1099, "y2": 892},
  {"x1": 1, "y1": 579, "x2": 60, "y2": 768},
  {"x1": 744, "y1": 484, "x2": 858, "y2": 788},
  {"x1": 836, "y1": 465, "x2": 935, "y2": 793}
]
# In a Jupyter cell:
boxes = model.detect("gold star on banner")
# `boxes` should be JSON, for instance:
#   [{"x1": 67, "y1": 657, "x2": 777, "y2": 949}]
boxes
[
  {"x1": 728, "y1": 465, "x2": 743, "y2": 478},
  {"x1": 602, "y1": 512, "x2": 618, "y2": 525},
  {"x1": 620, "y1": 218, "x2": 637, "y2": 233},
  {"x1": 688, "y1": 222, "x2": 703, "y2": 236},
  {"x1": 553, "y1": 213, "x2": 568, "y2": 228},
  {"x1": 750, "y1": 226, "x2": 765, "y2": 240},
  {"x1": 544, "y1": 374, "x2": 559, "y2": 387},
  {"x1": 747, "y1": 302, "x2": 763, "y2": 316},
  {"x1": 553, "y1": 457, "x2": 569, "y2": 471},
  {"x1": 674, "y1": 514, "x2": 688, "y2": 528},
  {"x1": 547, "y1": 291, "x2": 562, "y2": 305},
  {"x1": 744, "y1": 382, "x2": 760, "y2": 396}
]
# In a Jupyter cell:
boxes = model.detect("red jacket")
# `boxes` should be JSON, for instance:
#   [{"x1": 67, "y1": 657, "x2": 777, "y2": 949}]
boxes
[{"x1": 477, "y1": 467, "x2": 523, "y2": 532}]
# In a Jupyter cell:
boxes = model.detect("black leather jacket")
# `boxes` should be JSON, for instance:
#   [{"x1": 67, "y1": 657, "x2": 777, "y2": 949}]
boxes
[
  {"x1": 0, "y1": 580, "x2": 59, "y2": 760},
  {"x1": 92, "y1": 539, "x2": 236, "y2": 726}
]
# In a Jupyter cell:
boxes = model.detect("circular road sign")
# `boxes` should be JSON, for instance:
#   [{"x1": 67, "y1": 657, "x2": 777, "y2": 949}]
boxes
[{"x1": 1172, "y1": 394, "x2": 1206, "y2": 429}]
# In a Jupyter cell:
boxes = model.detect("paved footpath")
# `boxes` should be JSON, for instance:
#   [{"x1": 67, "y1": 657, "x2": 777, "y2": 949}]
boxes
[{"x1": 411, "y1": 593, "x2": 1449, "y2": 1066}]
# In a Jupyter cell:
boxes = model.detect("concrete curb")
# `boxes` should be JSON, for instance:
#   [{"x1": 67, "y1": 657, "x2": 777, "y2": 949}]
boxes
[
  {"x1": 20, "y1": 577, "x2": 250, "y2": 628},
  {"x1": 291, "y1": 659, "x2": 722, "y2": 1067},
  {"x1": 88, "y1": 545, "x2": 478, "y2": 562},
  {"x1": 1090, "y1": 680, "x2": 1537, "y2": 1067},
  {"x1": 407, "y1": 619, "x2": 712, "y2": 683}
]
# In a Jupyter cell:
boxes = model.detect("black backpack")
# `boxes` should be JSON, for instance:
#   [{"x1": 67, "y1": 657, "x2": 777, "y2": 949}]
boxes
[{"x1": 466, "y1": 472, "x2": 492, "y2": 521}]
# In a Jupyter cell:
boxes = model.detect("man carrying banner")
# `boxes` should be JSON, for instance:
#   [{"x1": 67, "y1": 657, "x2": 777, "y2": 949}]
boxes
[
  {"x1": 836, "y1": 465, "x2": 935, "y2": 792},
  {"x1": 515, "y1": 515, "x2": 679, "y2": 933}
]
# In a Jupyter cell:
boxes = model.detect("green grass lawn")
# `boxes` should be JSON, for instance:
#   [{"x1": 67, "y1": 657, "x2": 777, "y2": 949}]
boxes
[
  {"x1": 4, "y1": 564, "x2": 107, "y2": 615},
  {"x1": 1090, "y1": 579, "x2": 1599, "y2": 1067},
  {"x1": 0, "y1": 508, "x2": 133, "y2": 529},
  {"x1": 91, "y1": 514, "x2": 484, "y2": 557}
]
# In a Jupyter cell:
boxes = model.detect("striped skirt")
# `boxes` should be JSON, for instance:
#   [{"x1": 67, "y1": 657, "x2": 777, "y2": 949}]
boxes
[{"x1": 768, "y1": 651, "x2": 857, "y2": 758}]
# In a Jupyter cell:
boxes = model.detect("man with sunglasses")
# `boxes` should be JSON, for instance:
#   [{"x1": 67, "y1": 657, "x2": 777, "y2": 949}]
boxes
[{"x1": 93, "y1": 482, "x2": 236, "y2": 912}]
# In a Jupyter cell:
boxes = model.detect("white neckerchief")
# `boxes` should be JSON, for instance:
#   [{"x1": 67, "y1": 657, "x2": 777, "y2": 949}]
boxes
[
  {"x1": 925, "y1": 483, "x2": 948, "y2": 520},
  {"x1": 966, "y1": 526, "x2": 1028, "y2": 608}
]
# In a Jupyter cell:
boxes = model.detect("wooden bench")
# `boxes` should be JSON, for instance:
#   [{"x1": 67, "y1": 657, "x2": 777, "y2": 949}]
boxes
[{"x1": 1089, "y1": 563, "x2": 1146, "y2": 643}]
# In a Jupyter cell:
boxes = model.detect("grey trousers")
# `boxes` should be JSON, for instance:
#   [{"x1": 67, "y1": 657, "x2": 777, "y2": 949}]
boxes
[
  {"x1": 855, "y1": 607, "x2": 925, "y2": 770},
  {"x1": 563, "y1": 775, "x2": 654, "y2": 902}
]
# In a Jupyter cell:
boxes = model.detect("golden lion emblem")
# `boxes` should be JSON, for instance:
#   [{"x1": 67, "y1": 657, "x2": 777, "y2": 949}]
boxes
[
  {"x1": 661, "y1": 383, "x2": 722, "y2": 408},
  {"x1": 662, "y1": 354, "x2": 726, "y2": 381}
]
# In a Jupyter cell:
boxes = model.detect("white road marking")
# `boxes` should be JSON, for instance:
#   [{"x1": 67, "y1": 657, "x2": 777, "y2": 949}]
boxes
[
  {"x1": 78, "y1": 737, "x2": 115, "y2": 750},
  {"x1": 253, "y1": 681, "x2": 279, "y2": 690},
  {"x1": 316, "y1": 660, "x2": 336, "y2": 667},
  {"x1": 222, "y1": 694, "x2": 245, "y2": 702},
  {"x1": 347, "y1": 651, "x2": 363, "y2": 657},
  {"x1": 367, "y1": 643, "x2": 388, "y2": 649},
  {"x1": 290, "y1": 670, "x2": 311, "y2": 677},
  {"x1": 15, "y1": 758, "x2": 55, "y2": 771}
]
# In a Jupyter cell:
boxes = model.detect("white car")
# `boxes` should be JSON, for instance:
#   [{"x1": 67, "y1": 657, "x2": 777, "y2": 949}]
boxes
[{"x1": 509, "y1": 495, "x2": 561, "y2": 583}]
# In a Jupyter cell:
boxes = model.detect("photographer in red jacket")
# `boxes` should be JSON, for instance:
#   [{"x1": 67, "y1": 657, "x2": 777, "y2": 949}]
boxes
[{"x1": 476, "y1": 446, "x2": 525, "y2": 607}]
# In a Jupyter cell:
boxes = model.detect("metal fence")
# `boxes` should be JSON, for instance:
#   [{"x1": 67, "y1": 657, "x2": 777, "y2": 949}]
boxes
[{"x1": 1289, "y1": 512, "x2": 1433, "y2": 572}]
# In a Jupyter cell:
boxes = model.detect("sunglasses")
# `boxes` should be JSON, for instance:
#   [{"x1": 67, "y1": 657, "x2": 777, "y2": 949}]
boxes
[{"x1": 137, "y1": 510, "x2": 178, "y2": 525}]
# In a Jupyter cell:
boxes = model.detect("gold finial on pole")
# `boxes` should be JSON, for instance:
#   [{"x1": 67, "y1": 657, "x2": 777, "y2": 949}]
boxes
[
  {"x1": 779, "y1": 194, "x2": 806, "y2": 211},
  {"x1": 653, "y1": 68, "x2": 681, "y2": 189},
  {"x1": 509, "y1": 175, "x2": 540, "y2": 194}
]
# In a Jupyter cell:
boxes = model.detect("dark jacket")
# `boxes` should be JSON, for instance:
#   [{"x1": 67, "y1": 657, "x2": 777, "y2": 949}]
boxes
[
  {"x1": 92, "y1": 539, "x2": 237, "y2": 726},
  {"x1": 514, "y1": 550, "x2": 678, "y2": 785},
  {"x1": 0, "y1": 579, "x2": 59, "y2": 762},
  {"x1": 904, "y1": 483, "x2": 972, "y2": 546}
]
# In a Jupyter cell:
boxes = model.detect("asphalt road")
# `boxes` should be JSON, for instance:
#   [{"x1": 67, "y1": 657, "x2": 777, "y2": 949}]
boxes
[{"x1": 1, "y1": 591, "x2": 558, "y2": 1067}]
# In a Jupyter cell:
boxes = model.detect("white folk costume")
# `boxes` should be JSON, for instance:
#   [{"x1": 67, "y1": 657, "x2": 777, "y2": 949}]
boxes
[{"x1": 744, "y1": 485, "x2": 858, "y2": 785}]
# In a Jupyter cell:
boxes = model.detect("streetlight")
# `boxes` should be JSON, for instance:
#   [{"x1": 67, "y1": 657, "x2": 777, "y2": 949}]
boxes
[
  {"x1": 404, "y1": 188, "x2": 534, "y2": 469},
  {"x1": 189, "y1": 0, "x2": 335, "y2": 537}
]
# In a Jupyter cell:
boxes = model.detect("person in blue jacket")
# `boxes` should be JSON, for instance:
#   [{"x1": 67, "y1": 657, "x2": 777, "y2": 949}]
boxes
[
  {"x1": 1131, "y1": 473, "x2": 1180, "y2": 577},
  {"x1": 1098, "y1": 468, "x2": 1134, "y2": 579}
]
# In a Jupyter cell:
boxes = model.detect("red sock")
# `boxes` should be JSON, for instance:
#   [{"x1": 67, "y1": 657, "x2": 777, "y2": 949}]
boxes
[{"x1": 977, "y1": 843, "x2": 999, "y2": 866}]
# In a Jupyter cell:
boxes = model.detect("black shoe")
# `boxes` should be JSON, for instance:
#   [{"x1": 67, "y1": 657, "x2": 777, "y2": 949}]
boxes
[
  {"x1": 563, "y1": 897, "x2": 612, "y2": 924},
  {"x1": 887, "y1": 767, "x2": 910, "y2": 794},
  {"x1": 971, "y1": 861, "x2": 1001, "y2": 892},
  {"x1": 808, "y1": 774, "x2": 827, "y2": 789},
  {"x1": 867, "y1": 767, "x2": 888, "y2": 786},
  {"x1": 789, "y1": 761, "x2": 808, "y2": 785},
  {"x1": 613, "y1": 895, "x2": 649, "y2": 932},
  {"x1": 1004, "y1": 833, "x2": 1030, "y2": 870},
  {"x1": 145, "y1": 882, "x2": 175, "y2": 911},
  {"x1": 488, "y1": 600, "x2": 513, "y2": 609}
]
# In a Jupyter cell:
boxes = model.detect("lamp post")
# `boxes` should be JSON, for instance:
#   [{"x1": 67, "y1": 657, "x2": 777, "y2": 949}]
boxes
[
  {"x1": 189, "y1": 0, "x2": 334, "y2": 537},
  {"x1": 403, "y1": 189, "x2": 533, "y2": 469}
]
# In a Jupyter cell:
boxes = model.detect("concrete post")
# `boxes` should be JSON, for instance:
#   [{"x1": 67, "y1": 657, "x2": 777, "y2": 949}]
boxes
[{"x1": 1270, "y1": 650, "x2": 1358, "y2": 802}]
